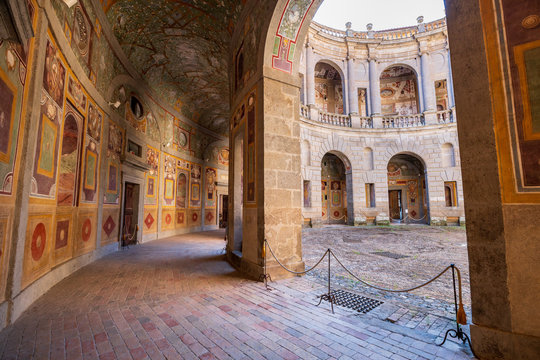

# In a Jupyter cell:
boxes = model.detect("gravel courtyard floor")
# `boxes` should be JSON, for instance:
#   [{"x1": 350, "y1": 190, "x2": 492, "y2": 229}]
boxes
[{"x1": 301, "y1": 225, "x2": 471, "y2": 321}]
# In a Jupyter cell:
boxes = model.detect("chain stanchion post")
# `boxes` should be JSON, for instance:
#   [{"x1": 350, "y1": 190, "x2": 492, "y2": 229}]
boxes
[
  {"x1": 316, "y1": 249, "x2": 336, "y2": 314},
  {"x1": 437, "y1": 264, "x2": 476, "y2": 357},
  {"x1": 258, "y1": 240, "x2": 272, "y2": 290}
]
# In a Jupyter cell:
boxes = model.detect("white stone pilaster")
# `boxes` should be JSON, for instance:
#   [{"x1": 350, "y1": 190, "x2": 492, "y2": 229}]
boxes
[
  {"x1": 347, "y1": 56, "x2": 359, "y2": 114},
  {"x1": 305, "y1": 43, "x2": 315, "y2": 106}
]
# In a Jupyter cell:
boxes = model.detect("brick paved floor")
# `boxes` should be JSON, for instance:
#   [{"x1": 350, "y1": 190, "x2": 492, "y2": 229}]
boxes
[{"x1": 0, "y1": 231, "x2": 474, "y2": 359}]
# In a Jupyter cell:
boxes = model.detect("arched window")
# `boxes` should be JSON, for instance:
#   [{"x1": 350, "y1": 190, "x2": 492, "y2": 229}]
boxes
[{"x1": 442, "y1": 143, "x2": 455, "y2": 167}]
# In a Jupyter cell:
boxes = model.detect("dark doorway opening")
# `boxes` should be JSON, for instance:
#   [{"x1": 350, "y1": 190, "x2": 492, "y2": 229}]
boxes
[
  {"x1": 219, "y1": 194, "x2": 229, "y2": 228},
  {"x1": 122, "y1": 182, "x2": 140, "y2": 247},
  {"x1": 389, "y1": 190, "x2": 403, "y2": 221}
]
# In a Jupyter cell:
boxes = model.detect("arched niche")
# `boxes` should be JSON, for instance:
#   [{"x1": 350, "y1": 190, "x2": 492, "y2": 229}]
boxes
[
  {"x1": 441, "y1": 143, "x2": 455, "y2": 167},
  {"x1": 387, "y1": 153, "x2": 428, "y2": 224},
  {"x1": 379, "y1": 65, "x2": 420, "y2": 115},
  {"x1": 314, "y1": 61, "x2": 344, "y2": 114}
]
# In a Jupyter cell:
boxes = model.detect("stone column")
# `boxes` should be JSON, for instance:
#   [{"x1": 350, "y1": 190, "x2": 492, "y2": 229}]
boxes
[
  {"x1": 305, "y1": 43, "x2": 315, "y2": 106},
  {"x1": 347, "y1": 56, "x2": 358, "y2": 114},
  {"x1": 368, "y1": 57, "x2": 383, "y2": 128},
  {"x1": 447, "y1": 50, "x2": 455, "y2": 109},
  {"x1": 368, "y1": 58, "x2": 381, "y2": 115},
  {"x1": 418, "y1": 40, "x2": 438, "y2": 124}
]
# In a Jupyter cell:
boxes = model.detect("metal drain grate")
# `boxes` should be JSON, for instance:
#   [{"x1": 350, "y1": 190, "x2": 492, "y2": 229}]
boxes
[
  {"x1": 322, "y1": 289, "x2": 383, "y2": 313},
  {"x1": 371, "y1": 251, "x2": 409, "y2": 259}
]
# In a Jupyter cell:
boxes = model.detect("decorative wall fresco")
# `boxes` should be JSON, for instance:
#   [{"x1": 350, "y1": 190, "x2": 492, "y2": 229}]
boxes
[
  {"x1": 80, "y1": 141, "x2": 98, "y2": 203},
  {"x1": 57, "y1": 102, "x2": 83, "y2": 206},
  {"x1": 43, "y1": 39, "x2": 66, "y2": 107},
  {"x1": 321, "y1": 154, "x2": 347, "y2": 223},
  {"x1": 380, "y1": 66, "x2": 419, "y2": 115},
  {"x1": 23, "y1": 215, "x2": 53, "y2": 288},
  {"x1": 176, "y1": 170, "x2": 188, "y2": 209},
  {"x1": 86, "y1": 101, "x2": 102, "y2": 142},
  {"x1": 74, "y1": 210, "x2": 97, "y2": 256},
  {"x1": 205, "y1": 167, "x2": 217, "y2": 208},
  {"x1": 52, "y1": 212, "x2": 73, "y2": 266},
  {"x1": 66, "y1": 75, "x2": 87, "y2": 114},
  {"x1": 163, "y1": 155, "x2": 176, "y2": 206},
  {"x1": 101, "y1": 208, "x2": 119, "y2": 247},
  {"x1": 190, "y1": 163, "x2": 202, "y2": 208},
  {"x1": 315, "y1": 63, "x2": 343, "y2": 114},
  {"x1": 31, "y1": 90, "x2": 61, "y2": 198},
  {"x1": 273, "y1": 0, "x2": 315, "y2": 73},
  {"x1": 0, "y1": 54, "x2": 23, "y2": 195}
]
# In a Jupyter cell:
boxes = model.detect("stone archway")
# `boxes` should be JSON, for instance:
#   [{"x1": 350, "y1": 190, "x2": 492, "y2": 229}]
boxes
[
  {"x1": 387, "y1": 153, "x2": 429, "y2": 224},
  {"x1": 226, "y1": 1, "x2": 540, "y2": 358}
]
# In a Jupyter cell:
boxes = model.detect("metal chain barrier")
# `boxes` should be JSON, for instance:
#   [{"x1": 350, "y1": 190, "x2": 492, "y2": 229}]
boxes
[{"x1": 261, "y1": 239, "x2": 476, "y2": 357}]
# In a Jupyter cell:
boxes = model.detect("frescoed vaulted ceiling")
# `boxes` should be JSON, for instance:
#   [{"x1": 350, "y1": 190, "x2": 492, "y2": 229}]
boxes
[{"x1": 104, "y1": 0, "x2": 245, "y2": 136}]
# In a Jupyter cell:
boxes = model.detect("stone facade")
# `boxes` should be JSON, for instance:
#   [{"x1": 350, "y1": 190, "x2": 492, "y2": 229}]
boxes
[{"x1": 298, "y1": 20, "x2": 464, "y2": 226}]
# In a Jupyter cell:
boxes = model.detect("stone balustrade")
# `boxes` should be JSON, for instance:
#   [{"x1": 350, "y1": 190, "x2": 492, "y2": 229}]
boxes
[
  {"x1": 382, "y1": 114, "x2": 425, "y2": 128},
  {"x1": 436, "y1": 109, "x2": 454, "y2": 123},
  {"x1": 358, "y1": 116, "x2": 373, "y2": 128},
  {"x1": 300, "y1": 104, "x2": 310, "y2": 119},
  {"x1": 313, "y1": 18, "x2": 447, "y2": 41},
  {"x1": 319, "y1": 110, "x2": 351, "y2": 127},
  {"x1": 300, "y1": 107, "x2": 455, "y2": 129}
]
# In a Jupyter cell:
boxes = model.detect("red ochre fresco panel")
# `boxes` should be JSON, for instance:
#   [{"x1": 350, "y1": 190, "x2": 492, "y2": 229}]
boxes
[
  {"x1": 52, "y1": 211, "x2": 73, "y2": 267},
  {"x1": 23, "y1": 214, "x2": 53, "y2": 289},
  {"x1": 101, "y1": 207, "x2": 119, "y2": 247},
  {"x1": 204, "y1": 209, "x2": 216, "y2": 226},
  {"x1": 73, "y1": 210, "x2": 97, "y2": 257},
  {"x1": 143, "y1": 207, "x2": 158, "y2": 234},
  {"x1": 161, "y1": 209, "x2": 175, "y2": 231},
  {"x1": 188, "y1": 209, "x2": 201, "y2": 227},
  {"x1": 176, "y1": 209, "x2": 186, "y2": 228}
]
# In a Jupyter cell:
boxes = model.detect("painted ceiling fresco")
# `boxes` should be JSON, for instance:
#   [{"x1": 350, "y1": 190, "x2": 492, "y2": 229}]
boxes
[{"x1": 104, "y1": 0, "x2": 244, "y2": 136}]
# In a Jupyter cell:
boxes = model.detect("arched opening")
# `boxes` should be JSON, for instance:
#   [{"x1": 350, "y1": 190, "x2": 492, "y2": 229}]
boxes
[
  {"x1": 321, "y1": 152, "x2": 351, "y2": 224},
  {"x1": 57, "y1": 106, "x2": 83, "y2": 206},
  {"x1": 315, "y1": 62, "x2": 344, "y2": 114},
  {"x1": 387, "y1": 153, "x2": 428, "y2": 224},
  {"x1": 380, "y1": 65, "x2": 420, "y2": 115}
]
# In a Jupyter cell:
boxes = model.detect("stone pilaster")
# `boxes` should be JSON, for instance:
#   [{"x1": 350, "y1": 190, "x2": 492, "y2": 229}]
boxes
[
  {"x1": 305, "y1": 43, "x2": 315, "y2": 106},
  {"x1": 347, "y1": 56, "x2": 359, "y2": 115},
  {"x1": 368, "y1": 58, "x2": 381, "y2": 115}
]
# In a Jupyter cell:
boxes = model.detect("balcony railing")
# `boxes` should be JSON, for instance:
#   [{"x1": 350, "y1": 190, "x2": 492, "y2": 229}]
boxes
[
  {"x1": 436, "y1": 109, "x2": 454, "y2": 124},
  {"x1": 300, "y1": 106, "x2": 455, "y2": 129},
  {"x1": 319, "y1": 110, "x2": 351, "y2": 127},
  {"x1": 382, "y1": 114, "x2": 425, "y2": 128}
]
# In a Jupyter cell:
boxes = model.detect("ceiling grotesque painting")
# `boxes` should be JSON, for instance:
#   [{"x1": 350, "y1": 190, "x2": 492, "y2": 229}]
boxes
[{"x1": 104, "y1": 0, "x2": 244, "y2": 136}]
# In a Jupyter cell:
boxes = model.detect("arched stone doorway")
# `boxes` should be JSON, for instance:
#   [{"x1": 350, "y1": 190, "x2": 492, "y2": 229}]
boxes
[
  {"x1": 380, "y1": 65, "x2": 420, "y2": 116},
  {"x1": 320, "y1": 153, "x2": 351, "y2": 224},
  {"x1": 315, "y1": 62, "x2": 344, "y2": 114},
  {"x1": 387, "y1": 154, "x2": 428, "y2": 224}
]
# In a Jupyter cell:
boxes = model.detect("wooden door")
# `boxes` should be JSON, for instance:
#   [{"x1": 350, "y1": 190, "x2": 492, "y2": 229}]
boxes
[
  {"x1": 122, "y1": 183, "x2": 136, "y2": 246},
  {"x1": 389, "y1": 190, "x2": 402, "y2": 220}
]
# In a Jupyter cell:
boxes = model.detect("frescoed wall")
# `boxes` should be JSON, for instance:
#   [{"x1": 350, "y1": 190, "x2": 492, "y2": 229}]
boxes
[
  {"x1": 321, "y1": 154, "x2": 347, "y2": 224},
  {"x1": 0, "y1": 0, "x2": 227, "y2": 330}
]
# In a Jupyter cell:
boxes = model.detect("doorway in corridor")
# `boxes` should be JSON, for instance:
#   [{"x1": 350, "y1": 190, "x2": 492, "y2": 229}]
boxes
[
  {"x1": 388, "y1": 189, "x2": 403, "y2": 221},
  {"x1": 387, "y1": 154, "x2": 428, "y2": 224},
  {"x1": 321, "y1": 153, "x2": 348, "y2": 224},
  {"x1": 122, "y1": 182, "x2": 140, "y2": 246}
]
